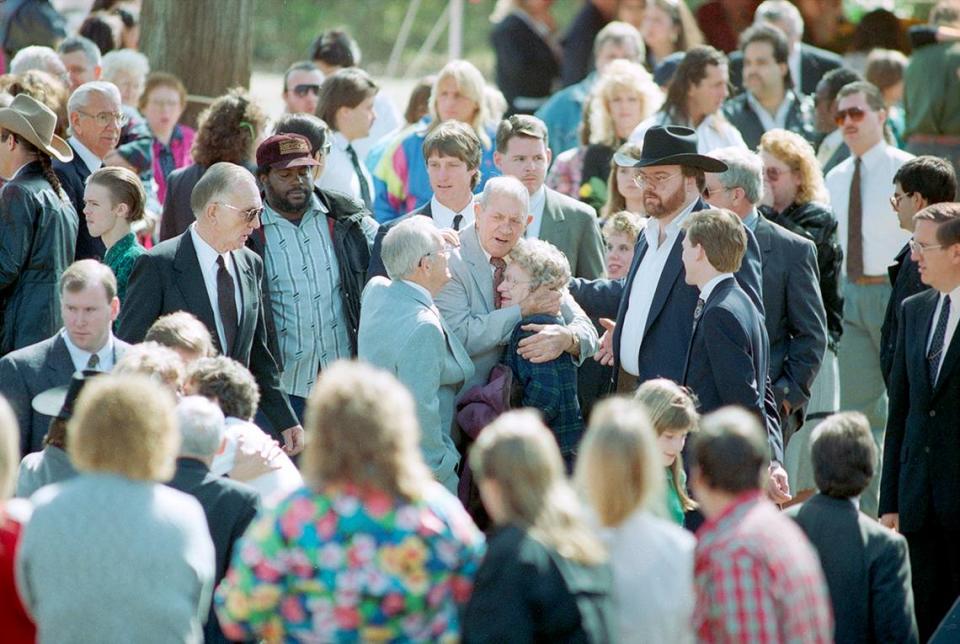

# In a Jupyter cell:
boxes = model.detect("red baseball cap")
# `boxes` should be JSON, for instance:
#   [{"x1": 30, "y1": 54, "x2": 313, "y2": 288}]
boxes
[{"x1": 256, "y1": 133, "x2": 320, "y2": 170}]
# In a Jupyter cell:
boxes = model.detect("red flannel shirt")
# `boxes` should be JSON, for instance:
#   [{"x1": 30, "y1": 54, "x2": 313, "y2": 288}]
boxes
[{"x1": 694, "y1": 490, "x2": 833, "y2": 643}]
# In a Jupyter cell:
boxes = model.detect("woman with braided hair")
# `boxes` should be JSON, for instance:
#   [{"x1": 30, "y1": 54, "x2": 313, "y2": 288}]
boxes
[{"x1": 0, "y1": 93, "x2": 78, "y2": 356}]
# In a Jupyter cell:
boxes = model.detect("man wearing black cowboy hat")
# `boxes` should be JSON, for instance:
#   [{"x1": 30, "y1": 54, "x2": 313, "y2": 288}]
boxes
[
  {"x1": 571, "y1": 125, "x2": 788, "y2": 493},
  {"x1": 0, "y1": 93, "x2": 79, "y2": 357}
]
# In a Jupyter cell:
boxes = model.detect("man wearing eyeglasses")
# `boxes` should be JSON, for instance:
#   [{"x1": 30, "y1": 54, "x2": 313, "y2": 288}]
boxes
[
  {"x1": 281, "y1": 61, "x2": 324, "y2": 116},
  {"x1": 54, "y1": 81, "x2": 124, "y2": 261},
  {"x1": 824, "y1": 80, "x2": 914, "y2": 519},
  {"x1": 117, "y1": 162, "x2": 305, "y2": 456}
]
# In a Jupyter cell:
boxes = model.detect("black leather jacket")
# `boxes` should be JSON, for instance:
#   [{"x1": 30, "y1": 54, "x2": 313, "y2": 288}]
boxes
[
  {"x1": 246, "y1": 188, "x2": 377, "y2": 369},
  {"x1": 762, "y1": 201, "x2": 844, "y2": 350}
]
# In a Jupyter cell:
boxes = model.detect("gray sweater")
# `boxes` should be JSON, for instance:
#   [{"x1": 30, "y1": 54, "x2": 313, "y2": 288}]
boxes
[{"x1": 15, "y1": 473, "x2": 215, "y2": 643}]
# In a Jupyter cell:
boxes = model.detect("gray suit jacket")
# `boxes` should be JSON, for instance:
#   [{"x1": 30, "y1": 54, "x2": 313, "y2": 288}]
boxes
[
  {"x1": 539, "y1": 188, "x2": 605, "y2": 279},
  {"x1": 0, "y1": 333, "x2": 131, "y2": 457},
  {"x1": 436, "y1": 224, "x2": 598, "y2": 392},
  {"x1": 358, "y1": 278, "x2": 474, "y2": 491}
]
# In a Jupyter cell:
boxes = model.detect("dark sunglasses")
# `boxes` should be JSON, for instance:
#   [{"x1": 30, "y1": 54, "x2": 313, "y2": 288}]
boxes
[
  {"x1": 834, "y1": 106, "x2": 868, "y2": 127},
  {"x1": 218, "y1": 202, "x2": 264, "y2": 223},
  {"x1": 292, "y1": 84, "x2": 321, "y2": 98}
]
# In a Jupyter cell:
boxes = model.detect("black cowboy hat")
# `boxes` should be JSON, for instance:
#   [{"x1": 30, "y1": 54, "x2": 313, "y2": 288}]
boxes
[
  {"x1": 31, "y1": 370, "x2": 103, "y2": 421},
  {"x1": 614, "y1": 125, "x2": 728, "y2": 173}
]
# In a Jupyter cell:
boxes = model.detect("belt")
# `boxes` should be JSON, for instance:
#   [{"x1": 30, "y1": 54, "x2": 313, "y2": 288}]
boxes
[{"x1": 851, "y1": 275, "x2": 888, "y2": 286}]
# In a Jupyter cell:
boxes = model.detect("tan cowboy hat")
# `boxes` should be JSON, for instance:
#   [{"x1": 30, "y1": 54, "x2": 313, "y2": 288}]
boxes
[{"x1": 0, "y1": 94, "x2": 73, "y2": 162}]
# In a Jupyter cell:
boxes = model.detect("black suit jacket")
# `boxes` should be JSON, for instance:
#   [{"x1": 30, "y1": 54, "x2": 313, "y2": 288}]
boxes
[
  {"x1": 754, "y1": 216, "x2": 827, "y2": 411},
  {"x1": 789, "y1": 493, "x2": 918, "y2": 644},
  {"x1": 722, "y1": 91, "x2": 817, "y2": 150},
  {"x1": 881, "y1": 289, "x2": 960, "y2": 532},
  {"x1": 159, "y1": 163, "x2": 207, "y2": 242},
  {"x1": 682, "y1": 277, "x2": 768, "y2": 420},
  {"x1": 167, "y1": 458, "x2": 259, "y2": 644},
  {"x1": 491, "y1": 12, "x2": 560, "y2": 115},
  {"x1": 53, "y1": 143, "x2": 104, "y2": 260},
  {"x1": 729, "y1": 43, "x2": 844, "y2": 95},
  {"x1": 116, "y1": 231, "x2": 297, "y2": 436},
  {"x1": 880, "y1": 243, "x2": 926, "y2": 387},
  {"x1": 368, "y1": 201, "x2": 434, "y2": 279}
]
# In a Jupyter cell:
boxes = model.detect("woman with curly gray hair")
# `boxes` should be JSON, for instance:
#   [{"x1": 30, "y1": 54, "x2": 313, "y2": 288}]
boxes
[{"x1": 497, "y1": 238, "x2": 585, "y2": 469}]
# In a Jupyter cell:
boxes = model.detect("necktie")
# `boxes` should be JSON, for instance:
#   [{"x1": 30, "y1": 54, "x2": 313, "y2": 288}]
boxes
[
  {"x1": 928, "y1": 295, "x2": 951, "y2": 385},
  {"x1": 86, "y1": 353, "x2": 100, "y2": 370},
  {"x1": 491, "y1": 257, "x2": 507, "y2": 308},
  {"x1": 217, "y1": 255, "x2": 239, "y2": 355},
  {"x1": 453, "y1": 213, "x2": 463, "y2": 231},
  {"x1": 846, "y1": 157, "x2": 864, "y2": 281},
  {"x1": 346, "y1": 144, "x2": 372, "y2": 209}
]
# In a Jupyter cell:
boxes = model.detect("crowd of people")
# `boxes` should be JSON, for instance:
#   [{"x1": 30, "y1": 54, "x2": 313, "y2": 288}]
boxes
[{"x1": 0, "y1": 0, "x2": 959, "y2": 641}]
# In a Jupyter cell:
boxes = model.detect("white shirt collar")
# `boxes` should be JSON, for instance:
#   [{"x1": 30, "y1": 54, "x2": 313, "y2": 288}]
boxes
[
  {"x1": 643, "y1": 197, "x2": 698, "y2": 249},
  {"x1": 402, "y1": 279, "x2": 434, "y2": 304},
  {"x1": 68, "y1": 136, "x2": 102, "y2": 173},
  {"x1": 61, "y1": 328, "x2": 115, "y2": 372},
  {"x1": 856, "y1": 140, "x2": 888, "y2": 170},
  {"x1": 430, "y1": 194, "x2": 474, "y2": 228},
  {"x1": 331, "y1": 130, "x2": 351, "y2": 151},
  {"x1": 699, "y1": 273, "x2": 734, "y2": 302},
  {"x1": 190, "y1": 223, "x2": 230, "y2": 270}
]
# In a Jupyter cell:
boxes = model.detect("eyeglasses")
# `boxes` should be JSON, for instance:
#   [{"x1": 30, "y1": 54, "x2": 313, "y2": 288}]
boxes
[
  {"x1": 77, "y1": 110, "x2": 128, "y2": 127},
  {"x1": 292, "y1": 84, "x2": 321, "y2": 97},
  {"x1": 634, "y1": 171, "x2": 681, "y2": 189},
  {"x1": 764, "y1": 166, "x2": 788, "y2": 182},
  {"x1": 834, "y1": 106, "x2": 869, "y2": 127},
  {"x1": 890, "y1": 191, "x2": 914, "y2": 208},
  {"x1": 423, "y1": 244, "x2": 456, "y2": 259},
  {"x1": 909, "y1": 238, "x2": 944, "y2": 256},
  {"x1": 702, "y1": 185, "x2": 731, "y2": 200},
  {"x1": 217, "y1": 202, "x2": 264, "y2": 223}
]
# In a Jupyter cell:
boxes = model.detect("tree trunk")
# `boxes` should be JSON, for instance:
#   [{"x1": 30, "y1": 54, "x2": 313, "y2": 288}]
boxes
[{"x1": 139, "y1": 0, "x2": 253, "y2": 128}]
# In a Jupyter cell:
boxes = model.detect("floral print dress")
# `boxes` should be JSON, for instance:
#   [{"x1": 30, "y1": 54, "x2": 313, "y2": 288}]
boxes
[{"x1": 215, "y1": 482, "x2": 485, "y2": 643}]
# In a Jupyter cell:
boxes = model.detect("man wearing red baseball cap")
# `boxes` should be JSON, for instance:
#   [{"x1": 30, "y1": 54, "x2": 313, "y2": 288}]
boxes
[{"x1": 249, "y1": 133, "x2": 377, "y2": 419}]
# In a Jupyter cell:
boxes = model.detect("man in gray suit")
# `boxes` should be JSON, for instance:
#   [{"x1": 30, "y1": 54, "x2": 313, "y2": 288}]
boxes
[
  {"x1": 493, "y1": 115, "x2": 605, "y2": 279},
  {"x1": 359, "y1": 216, "x2": 474, "y2": 492},
  {"x1": 436, "y1": 176, "x2": 598, "y2": 393},
  {"x1": 704, "y1": 147, "x2": 826, "y2": 443},
  {"x1": 0, "y1": 260, "x2": 131, "y2": 457}
]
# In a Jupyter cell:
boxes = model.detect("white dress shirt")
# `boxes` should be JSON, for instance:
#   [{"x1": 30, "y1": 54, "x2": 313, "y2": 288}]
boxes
[
  {"x1": 68, "y1": 136, "x2": 103, "y2": 173},
  {"x1": 745, "y1": 90, "x2": 797, "y2": 133},
  {"x1": 825, "y1": 141, "x2": 913, "y2": 277},
  {"x1": 927, "y1": 286, "x2": 960, "y2": 383},
  {"x1": 430, "y1": 195, "x2": 475, "y2": 231},
  {"x1": 316, "y1": 131, "x2": 374, "y2": 205},
  {"x1": 631, "y1": 112, "x2": 746, "y2": 154},
  {"x1": 619, "y1": 198, "x2": 699, "y2": 375},
  {"x1": 62, "y1": 329, "x2": 116, "y2": 372},
  {"x1": 525, "y1": 185, "x2": 546, "y2": 240},
  {"x1": 699, "y1": 273, "x2": 734, "y2": 303},
  {"x1": 190, "y1": 225, "x2": 242, "y2": 351}
]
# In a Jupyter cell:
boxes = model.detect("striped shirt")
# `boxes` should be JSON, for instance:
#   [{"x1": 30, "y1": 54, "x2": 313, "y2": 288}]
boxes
[{"x1": 261, "y1": 195, "x2": 352, "y2": 398}]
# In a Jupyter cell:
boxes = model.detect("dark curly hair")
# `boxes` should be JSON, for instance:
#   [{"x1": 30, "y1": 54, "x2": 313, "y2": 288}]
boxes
[
  {"x1": 192, "y1": 88, "x2": 267, "y2": 167},
  {"x1": 0, "y1": 70, "x2": 70, "y2": 137}
]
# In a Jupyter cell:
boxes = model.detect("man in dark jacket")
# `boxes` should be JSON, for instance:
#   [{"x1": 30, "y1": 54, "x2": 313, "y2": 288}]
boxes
[
  {"x1": 168, "y1": 396, "x2": 260, "y2": 644},
  {"x1": 249, "y1": 133, "x2": 376, "y2": 420},
  {"x1": 0, "y1": 94, "x2": 78, "y2": 356}
]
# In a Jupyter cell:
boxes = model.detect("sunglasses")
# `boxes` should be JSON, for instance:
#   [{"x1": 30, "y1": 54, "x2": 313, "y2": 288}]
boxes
[
  {"x1": 292, "y1": 84, "x2": 321, "y2": 98},
  {"x1": 834, "y1": 106, "x2": 869, "y2": 127},
  {"x1": 217, "y1": 202, "x2": 264, "y2": 223}
]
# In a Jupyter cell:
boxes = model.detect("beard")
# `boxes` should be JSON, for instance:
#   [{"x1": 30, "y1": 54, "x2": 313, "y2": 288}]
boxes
[
  {"x1": 265, "y1": 184, "x2": 310, "y2": 217},
  {"x1": 643, "y1": 181, "x2": 688, "y2": 219}
]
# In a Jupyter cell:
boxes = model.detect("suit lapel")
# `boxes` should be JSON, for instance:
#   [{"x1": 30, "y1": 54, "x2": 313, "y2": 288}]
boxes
[
  {"x1": 46, "y1": 335, "x2": 77, "y2": 380},
  {"x1": 232, "y1": 251, "x2": 258, "y2": 358},
  {"x1": 173, "y1": 233, "x2": 221, "y2": 353},
  {"x1": 460, "y1": 226, "x2": 495, "y2": 312},
  {"x1": 932, "y1": 295, "x2": 960, "y2": 399},
  {"x1": 397, "y1": 281, "x2": 473, "y2": 379},
  {"x1": 754, "y1": 218, "x2": 774, "y2": 268},
  {"x1": 644, "y1": 234, "x2": 684, "y2": 336},
  {"x1": 912, "y1": 291, "x2": 939, "y2": 395},
  {"x1": 538, "y1": 189, "x2": 564, "y2": 243}
]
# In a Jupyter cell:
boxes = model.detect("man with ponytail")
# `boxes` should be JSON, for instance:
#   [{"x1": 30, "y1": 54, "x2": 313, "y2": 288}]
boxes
[{"x1": 0, "y1": 93, "x2": 78, "y2": 356}]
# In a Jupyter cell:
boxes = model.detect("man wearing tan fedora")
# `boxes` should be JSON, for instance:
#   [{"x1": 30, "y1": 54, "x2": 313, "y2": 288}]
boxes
[{"x1": 0, "y1": 93, "x2": 78, "y2": 357}]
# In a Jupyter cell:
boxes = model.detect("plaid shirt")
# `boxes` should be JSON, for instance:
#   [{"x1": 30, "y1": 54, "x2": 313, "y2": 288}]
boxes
[
  {"x1": 694, "y1": 491, "x2": 833, "y2": 643},
  {"x1": 504, "y1": 314, "x2": 584, "y2": 462}
]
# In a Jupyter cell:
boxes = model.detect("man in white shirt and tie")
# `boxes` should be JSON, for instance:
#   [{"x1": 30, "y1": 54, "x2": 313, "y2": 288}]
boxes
[{"x1": 825, "y1": 80, "x2": 913, "y2": 518}]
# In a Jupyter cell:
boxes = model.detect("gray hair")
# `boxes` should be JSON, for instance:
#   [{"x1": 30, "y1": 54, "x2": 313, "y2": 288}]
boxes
[
  {"x1": 478, "y1": 175, "x2": 529, "y2": 213},
  {"x1": 593, "y1": 21, "x2": 645, "y2": 63},
  {"x1": 755, "y1": 0, "x2": 804, "y2": 40},
  {"x1": 190, "y1": 162, "x2": 256, "y2": 217},
  {"x1": 101, "y1": 48, "x2": 150, "y2": 82},
  {"x1": 711, "y1": 146, "x2": 764, "y2": 205},
  {"x1": 175, "y1": 395, "x2": 225, "y2": 459},
  {"x1": 10, "y1": 45, "x2": 68, "y2": 80},
  {"x1": 67, "y1": 81, "x2": 121, "y2": 116},
  {"x1": 507, "y1": 238, "x2": 571, "y2": 292},
  {"x1": 381, "y1": 215, "x2": 443, "y2": 280},
  {"x1": 58, "y1": 35, "x2": 102, "y2": 67}
]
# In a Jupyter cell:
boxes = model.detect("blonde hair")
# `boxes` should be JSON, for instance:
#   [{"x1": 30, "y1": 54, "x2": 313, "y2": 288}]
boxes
[
  {"x1": 575, "y1": 397, "x2": 663, "y2": 526},
  {"x1": 113, "y1": 341, "x2": 185, "y2": 393},
  {"x1": 68, "y1": 375, "x2": 179, "y2": 481},
  {"x1": 758, "y1": 129, "x2": 828, "y2": 206},
  {"x1": 428, "y1": 59, "x2": 491, "y2": 148},
  {"x1": 470, "y1": 410, "x2": 606, "y2": 566},
  {"x1": 145, "y1": 311, "x2": 215, "y2": 359},
  {"x1": 303, "y1": 361, "x2": 432, "y2": 500},
  {"x1": 588, "y1": 60, "x2": 662, "y2": 147},
  {"x1": 634, "y1": 379, "x2": 700, "y2": 511},
  {"x1": 602, "y1": 210, "x2": 644, "y2": 245},
  {"x1": 507, "y1": 238, "x2": 572, "y2": 292},
  {"x1": 0, "y1": 396, "x2": 19, "y2": 500}
]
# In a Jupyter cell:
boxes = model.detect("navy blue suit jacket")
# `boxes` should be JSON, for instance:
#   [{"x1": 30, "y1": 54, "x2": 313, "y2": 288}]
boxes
[{"x1": 53, "y1": 144, "x2": 105, "y2": 260}]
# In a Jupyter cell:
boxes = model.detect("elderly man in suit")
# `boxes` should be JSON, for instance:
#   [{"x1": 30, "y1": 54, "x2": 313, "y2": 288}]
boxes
[
  {"x1": 789, "y1": 412, "x2": 918, "y2": 644},
  {"x1": 493, "y1": 115, "x2": 605, "y2": 279},
  {"x1": 167, "y1": 396, "x2": 260, "y2": 644},
  {"x1": 704, "y1": 147, "x2": 826, "y2": 444},
  {"x1": 359, "y1": 216, "x2": 474, "y2": 492},
  {"x1": 881, "y1": 202, "x2": 960, "y2": 640},
  {"x1": 54, "y1": 81, "x2": 124, "y2": 260},
  {"x1": 0, "y1": 260, "x2": 130, "y2": 457},
  {"x1": 436, "y1": 176, "x2": 598, "y2": 394},
  {"x1": 116, "y1": 162, "x2": 303, "y2": 454}
]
